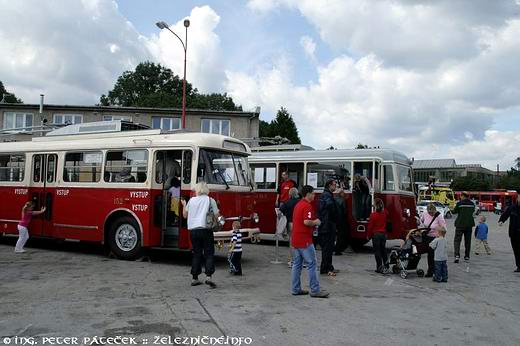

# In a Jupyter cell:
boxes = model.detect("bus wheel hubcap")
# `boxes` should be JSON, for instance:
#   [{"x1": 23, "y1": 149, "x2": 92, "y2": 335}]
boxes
[{"x1": 115, "y1": 224, "x2": 138, "y2": 251}]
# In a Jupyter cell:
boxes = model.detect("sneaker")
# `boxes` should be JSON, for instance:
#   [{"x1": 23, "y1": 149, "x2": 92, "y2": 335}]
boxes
[
  {"x1": 464, "y1": 257, "x2": 470, "y2": 262},
  {"x1": 14, "y1": 249, "x2": 26, "y2": 253},
  {"x1": 205, "y1": 278, "x2": 217, "y2": 289},
  {"x1": 191, "y1": 279, "x2": 202, "y2": 286},
  {"x1": 454, "y1": 257, "x2": 460, "y2": 263},
  {"x1": 310, "y1": 290, "x2": 330, "y2": 298},
  {"x1": 292, "y1": 290, "x2": 309, "y2": 296},
  {"x1": 514, "y1": 268, "x2": 520, "y2": 273}
]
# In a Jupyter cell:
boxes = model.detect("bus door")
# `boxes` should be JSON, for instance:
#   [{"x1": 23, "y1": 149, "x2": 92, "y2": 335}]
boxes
[
  {"x1": 352, "y1": 161, "x2": 378, "y2": 222},
  {"x1": 29, "y1": 153, "x2": 58, "y2": 237},
  {"x1": 153, "y1": 149, "x2": 187, "y2": 247}
]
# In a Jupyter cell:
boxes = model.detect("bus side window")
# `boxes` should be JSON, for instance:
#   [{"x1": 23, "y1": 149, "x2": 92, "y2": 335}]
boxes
[
  {"x1": 382, "y1": 165, "x2": 395, "y2": 191},
  {"x1": 278, "y1": 163, "x2": 303, "y2": 189},
  {"x1": 251, "y1": 163, "x2": 276, "y2": 189}
]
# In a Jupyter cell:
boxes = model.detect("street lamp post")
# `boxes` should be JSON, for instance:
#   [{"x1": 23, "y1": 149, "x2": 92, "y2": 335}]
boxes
[{"x1": 156, "y1": 19, "x2": 190, "y2": 129}]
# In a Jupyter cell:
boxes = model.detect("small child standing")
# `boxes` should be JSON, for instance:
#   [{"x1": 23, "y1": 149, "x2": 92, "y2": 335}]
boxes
[
  {"x1": 228, "y1": 221, "x2": 243, "y2": 275},
  {"x1": 474, "y1": 215, "x2": 491, "y2": 255},
  {"x1": 429, "y1": 227, "x2": 448, "y2": 283}
]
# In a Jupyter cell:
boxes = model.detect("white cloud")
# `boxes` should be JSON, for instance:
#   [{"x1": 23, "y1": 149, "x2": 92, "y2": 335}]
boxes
[
  {"x1": 146, "y1": 6, "x2": 225, "y2": 93},
  {"x1": 0, "y1": 2, "x2": 226, "y2": 104},
  {"x1": 0, "y1": 0, "x2": 150, "y2": 104},
  {"x1": 300, "y1": 36, "x2": 317, "y2": 63}
]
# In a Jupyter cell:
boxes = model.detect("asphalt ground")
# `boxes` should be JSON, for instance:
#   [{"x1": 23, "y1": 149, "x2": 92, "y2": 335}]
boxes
[{"x1": 0, "y1": 212, "x2": 519, "y2": 346}]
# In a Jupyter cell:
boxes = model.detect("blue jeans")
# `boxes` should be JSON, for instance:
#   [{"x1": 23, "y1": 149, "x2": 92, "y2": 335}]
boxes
[
  {"x1": 291, "y1": 244, "x2": 320, "y2": 294},
  {"x1": 433, "y1": 260, "x2": 448, "y2": 282}
]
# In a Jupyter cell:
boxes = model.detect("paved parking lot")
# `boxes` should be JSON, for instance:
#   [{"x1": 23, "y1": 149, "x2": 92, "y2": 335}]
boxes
[{"x1": 1, "y1": 212, "x2": 519, "y2": 346}]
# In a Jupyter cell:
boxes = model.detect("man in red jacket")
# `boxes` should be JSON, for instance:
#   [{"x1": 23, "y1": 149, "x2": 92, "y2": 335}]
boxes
[{"x1": 291, "y1": 185, "x2": 329, "y2": 298}]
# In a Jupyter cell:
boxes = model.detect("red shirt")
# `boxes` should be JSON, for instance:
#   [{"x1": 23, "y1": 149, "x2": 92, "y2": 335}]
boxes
[
  {"x1": 278, "y1": 180, "x2": 296, "y2": 203},
  {"x1": 367, "y1": 210, "x2": 388, "y2": 237},
  {"x1": 291, "y1": 199, "x2": 315, "y2": 248}
]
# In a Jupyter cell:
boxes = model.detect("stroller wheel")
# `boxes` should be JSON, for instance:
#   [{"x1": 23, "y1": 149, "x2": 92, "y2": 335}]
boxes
[
  {"x1": 392, "y1": 265, "x2": 399, "y2": 274},
  {"x1": 416, "y1": 269, "x2": 425, "y2": 277},
  {"x1": 400, "y1": 271, "x2": 408, "y2": 279}
]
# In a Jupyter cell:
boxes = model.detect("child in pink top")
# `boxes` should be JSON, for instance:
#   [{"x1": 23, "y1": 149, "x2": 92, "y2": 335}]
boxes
[{"x1": 15, "y1": 201, "x2": 46, "y2": 253}]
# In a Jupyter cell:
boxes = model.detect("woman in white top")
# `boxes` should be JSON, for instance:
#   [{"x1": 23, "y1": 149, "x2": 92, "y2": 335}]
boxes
[
  {"x1": 181, "y1": 182, "x2": 220, "y2": 288},
  {"x1": 420, "y1": 203, "x2": 447, "y2": 277}
]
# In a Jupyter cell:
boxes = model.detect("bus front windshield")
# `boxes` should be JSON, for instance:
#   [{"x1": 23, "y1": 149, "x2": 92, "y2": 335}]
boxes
[{"x1": 198, "y1": 149, "x2": 251, "y2": 187}]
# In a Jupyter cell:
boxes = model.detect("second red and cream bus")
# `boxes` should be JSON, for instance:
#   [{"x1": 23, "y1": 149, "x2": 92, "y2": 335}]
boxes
[
  {"x1": 249, "y1": 148, "x2": 417, "y2": 248},
  {"x1": 0, "y1": 121, "x2": 259, "y2": 259}
]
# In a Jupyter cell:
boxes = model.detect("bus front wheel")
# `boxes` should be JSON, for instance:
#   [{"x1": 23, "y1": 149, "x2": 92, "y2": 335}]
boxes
[{"x1": 108, "y1": 216, "x2": 142, "y2": 260}]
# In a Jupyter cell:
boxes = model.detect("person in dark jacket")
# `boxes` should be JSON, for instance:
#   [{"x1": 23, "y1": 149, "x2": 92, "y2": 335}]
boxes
[
  {"x1": 499, "y1": 197, "x2": 520, "y2": 272},
  {"x1": 452, "y1": 191, "x2": 476, "y2": 263},
  {"x1": 334, "y1": 188, "x2": 349, "y2": 255},
  {"x1": 318, "y1": 179, "x2": 339, "y2": 276}
]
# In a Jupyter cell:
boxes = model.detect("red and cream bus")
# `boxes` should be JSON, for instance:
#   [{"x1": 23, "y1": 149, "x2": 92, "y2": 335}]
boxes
[
  {"x1": 454, "y1": 190, "x2": 518, "y2": 212},
  {"x1": 0, "y1": 121, "x2": 259, "y2": 259},
  {"x1": 249, "y1": 149, "x2": 417, "y2": 248}
]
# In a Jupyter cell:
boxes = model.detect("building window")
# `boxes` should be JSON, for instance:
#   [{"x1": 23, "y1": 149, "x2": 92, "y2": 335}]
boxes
[
  {"x1": 54, "y1": 114, "x2": 83, "y2": 125},
  {"x1": 201, "y1": 119, "x2": 230, "y2": 136},
  {"x1": 103, "y1": 115, "x2": 132, "y2": 122},
  {"x1": 152, "y1": 117, "x2": 181, "y2": 131},
  {"x1": 3, "y1": 112, "x2": 33, "y2": 131}
]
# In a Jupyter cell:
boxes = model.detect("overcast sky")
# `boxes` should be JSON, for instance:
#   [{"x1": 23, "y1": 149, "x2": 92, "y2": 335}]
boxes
[{"x1": 1, "y1": 0, "x2": 519, "y2": 170}]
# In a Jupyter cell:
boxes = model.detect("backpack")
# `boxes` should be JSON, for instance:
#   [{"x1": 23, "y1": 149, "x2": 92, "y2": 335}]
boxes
[{"x1": 206, "y1": 197, "x2": 222, "y2": 232}]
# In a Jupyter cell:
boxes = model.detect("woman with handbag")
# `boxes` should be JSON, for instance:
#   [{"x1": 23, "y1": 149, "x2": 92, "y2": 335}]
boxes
[
  {"x1": 419, "y1": 203, "x2": 447, "y2": 277},
  {"x1": 181, "y1": 182, "x2": 220, "y2": 288}
]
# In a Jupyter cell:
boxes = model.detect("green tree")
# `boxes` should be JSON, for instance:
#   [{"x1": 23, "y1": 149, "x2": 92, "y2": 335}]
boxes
[
  {"x1": 0, "y1": 81, "x2": 22, "y2": 103},
  {"x1": 356, "y1": 143, "x2": 369, "y2": 149},
  {"x1": 100, "y1": 62, "x2": 241, "y2": 111},
  {"x1": 450, "y1": 176, "x2": 492, "y2": 191},
  {"x1": 190, "y1": 92, "x2": 242, "y2": 111},
  {"x1": 264, "y1": 107, "x2": 301, "y2": 144},
  {"x1": 259, "y1": 120, "x2": 273, "y2": 138}
]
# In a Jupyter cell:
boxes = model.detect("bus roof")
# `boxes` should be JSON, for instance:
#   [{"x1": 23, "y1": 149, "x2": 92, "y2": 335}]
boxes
[
  {"x1": 250, "y1": 148, "x2": 412, "y2": 165},
  {"x1": 0, "y1": 130, "x2": 251, "y2": 155}
]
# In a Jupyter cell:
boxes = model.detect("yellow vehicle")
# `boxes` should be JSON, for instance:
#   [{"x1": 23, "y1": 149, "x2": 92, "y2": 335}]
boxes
[{"x1": 418, "y1": 186, "x2": 456, "y2": 209}]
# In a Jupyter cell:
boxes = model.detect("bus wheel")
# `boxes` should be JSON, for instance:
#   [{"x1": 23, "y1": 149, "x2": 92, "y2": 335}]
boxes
[
  {"x1": 108, "y1": 216, "x2": 142, "y2": 260},
  {"x1": 350, "y1": 239, "x2": 369, "y2": 252}
]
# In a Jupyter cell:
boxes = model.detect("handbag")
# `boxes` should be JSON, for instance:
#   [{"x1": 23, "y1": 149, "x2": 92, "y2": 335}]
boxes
[{"x1": 206, "y1": 197, "x2": 222, "y2": 232}]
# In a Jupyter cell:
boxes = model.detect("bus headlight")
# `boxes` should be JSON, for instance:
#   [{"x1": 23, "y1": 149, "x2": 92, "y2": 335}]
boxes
[
  {"x1": 404, "y1": 208, "x2": 411, "y2": 217},
  {"x1": 218, "y1": 215, "x2": 226, "y2": 226},
  {"x1": 253, "y1": 213, "x2": 260, "y2": 223}
]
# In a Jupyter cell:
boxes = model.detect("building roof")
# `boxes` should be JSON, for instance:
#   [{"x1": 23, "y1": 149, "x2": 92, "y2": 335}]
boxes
[
  {"x1": 412, "y1": 159, "x2": 457, "y2": 169},
  {"x1": 0, "y1": 103, "x2": 260, "y2": 118}
]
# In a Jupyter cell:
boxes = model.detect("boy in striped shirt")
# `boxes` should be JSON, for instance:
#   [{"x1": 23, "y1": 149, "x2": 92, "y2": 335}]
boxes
[{"x1": 228, "y1": 221, "x2": 243, "y2": 275}]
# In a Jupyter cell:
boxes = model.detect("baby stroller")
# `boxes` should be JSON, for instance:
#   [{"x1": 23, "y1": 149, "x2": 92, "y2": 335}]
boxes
[{"x1": 389, "y1": 229, "x2": 429, "y2": 279}]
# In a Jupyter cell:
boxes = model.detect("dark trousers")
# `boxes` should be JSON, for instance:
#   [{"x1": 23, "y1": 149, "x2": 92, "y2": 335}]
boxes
[
  {"x1": 511, "y1": 236, "x2": 520, "y2": 269},
  {"x1": 228, "y1": 251, "x2": 242, "y2": 275},
  {"x1": 433, "y1": 260, "x2": 448, "y2": 282},
  {"x1": 319, "y1": 231, "x2": 335, "y2": 274},
  {"x1": 334, "y1": 224, "x2": 348, "y2": 253},
  {"x1": 454, "y1": 227, "x2": 472, "y2": 258},
  {"x1": 372, "y1": 233, "x2": 388, "y2": 270},
  {"x1": 190, "y1": 228, "x2": 215, "y2": 279},
  {"x1": 424, "y1": 235, "x2": 435, "y2": 274}
]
